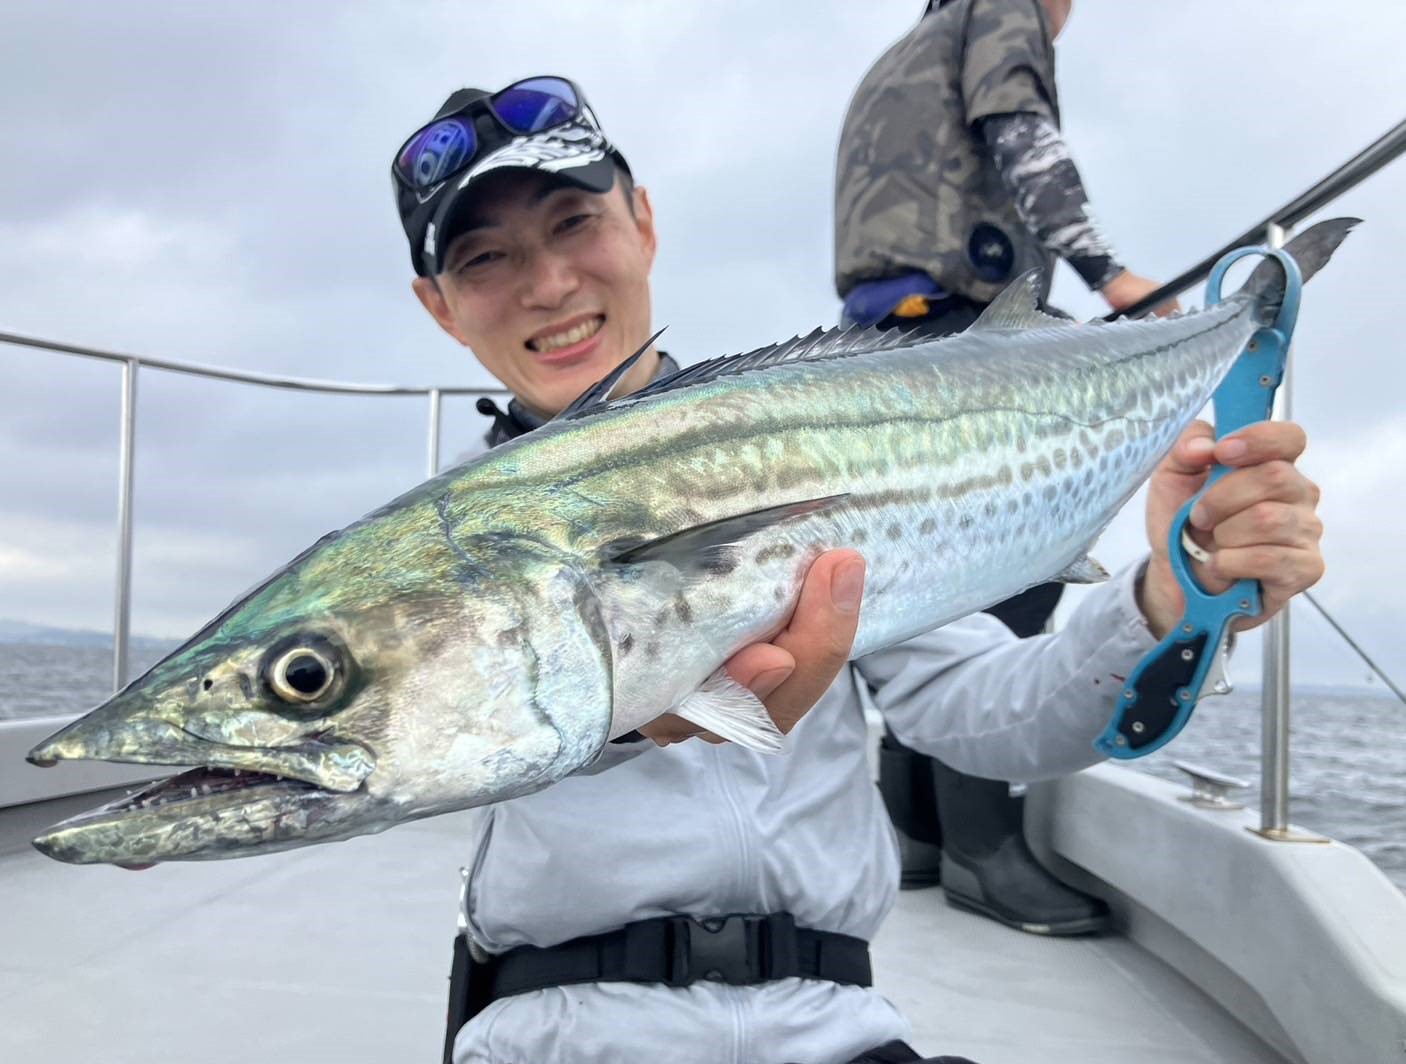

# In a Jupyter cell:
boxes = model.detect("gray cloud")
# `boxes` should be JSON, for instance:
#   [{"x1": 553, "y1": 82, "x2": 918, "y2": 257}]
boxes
[{"x1": 1, "y1": 0, "x2": 1403, "y2": 690}]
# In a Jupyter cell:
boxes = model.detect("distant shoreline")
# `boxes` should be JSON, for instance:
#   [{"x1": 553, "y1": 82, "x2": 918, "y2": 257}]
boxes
[
  {"x1": 0, "y1": 624, "x2": 1395, "y2": 700},
  {"x1": 0, "y1": 619, "x2": 179, "y2": 656}
]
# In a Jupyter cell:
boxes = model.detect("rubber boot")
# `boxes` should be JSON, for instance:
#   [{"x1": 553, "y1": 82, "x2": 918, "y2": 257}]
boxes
[
  {"x1": 931, "y1": 759, "x2": 1109, "y2": 935},
  {"x1": 877, "y1": 728, "x2": 944, "y2": 889}
]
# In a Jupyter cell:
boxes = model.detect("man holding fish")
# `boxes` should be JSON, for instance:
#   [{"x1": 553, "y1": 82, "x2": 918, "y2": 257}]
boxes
[
  {"x1": 26, "y1": 64, "x2": 1338, "y2": 1062},
  {"x1": 391, "y1": 78, "x2": 1328, "y2": 1064},
  {"x1": 24, "y1": 63, "x2": 1337, "y2": 1063}
]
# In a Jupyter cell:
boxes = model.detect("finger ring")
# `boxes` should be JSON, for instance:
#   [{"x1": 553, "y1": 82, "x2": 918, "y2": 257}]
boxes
[{"x1": 1181, "y1": 528, "x2": 1213, "y2": 564}]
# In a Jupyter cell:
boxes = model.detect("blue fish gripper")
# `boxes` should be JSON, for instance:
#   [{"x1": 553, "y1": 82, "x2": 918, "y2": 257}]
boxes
[{"x1": 1093, "y1": 244, "x2": 1304, "y2": 760}]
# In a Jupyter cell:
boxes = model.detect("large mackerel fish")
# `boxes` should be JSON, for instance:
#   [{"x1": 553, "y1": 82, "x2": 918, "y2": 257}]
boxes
[{"x1": 28, "y1": 219, "x2": 1355, "y2": 865}]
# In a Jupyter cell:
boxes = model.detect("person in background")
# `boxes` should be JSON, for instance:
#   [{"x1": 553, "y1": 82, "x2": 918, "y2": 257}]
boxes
[{"x1": 833, "y1": 0, "x2": 1177, "y2": 933}]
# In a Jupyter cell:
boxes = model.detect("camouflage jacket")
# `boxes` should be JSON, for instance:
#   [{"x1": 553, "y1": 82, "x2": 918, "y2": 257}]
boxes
[{"x1": 834, "y1": 0, "x2": 1060, "y2": 304}]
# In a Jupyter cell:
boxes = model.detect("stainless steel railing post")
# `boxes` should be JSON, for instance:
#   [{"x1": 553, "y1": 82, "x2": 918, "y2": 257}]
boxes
[
  {"x1": 112, "y1": 358, "x2": 138, "y2": 692},
  {"x1": 427, "y1": 388, "x2": 443, "y2": 478},
  {"x1": 1259, "y1": 222, "x2": 1293, "y2": 834}
]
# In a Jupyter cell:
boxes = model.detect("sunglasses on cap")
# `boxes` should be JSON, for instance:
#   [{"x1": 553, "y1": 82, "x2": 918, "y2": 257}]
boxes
[{"x1": 392, "y1": 75, "x2": 587, "y2": 193}]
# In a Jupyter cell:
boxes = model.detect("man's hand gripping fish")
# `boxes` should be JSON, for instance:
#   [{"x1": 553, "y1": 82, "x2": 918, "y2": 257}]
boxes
[{"x1": 27, "y1": 218, "x2": 1356, "y2": 866}]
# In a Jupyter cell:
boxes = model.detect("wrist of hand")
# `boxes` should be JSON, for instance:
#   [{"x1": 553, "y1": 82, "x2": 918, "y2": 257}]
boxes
[{"x1": 1135, "y1": 554, "x2": 1185, "y2": 640}]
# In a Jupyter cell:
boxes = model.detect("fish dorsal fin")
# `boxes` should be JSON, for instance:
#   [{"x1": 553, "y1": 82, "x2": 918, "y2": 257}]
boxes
[
  {"x1": 554, "y1": 327, "x2": 668, "y2": 421},
  {"x1": 560, "y1": 322, "x2": 929, "y2": 421},
  {"x1": 603, "y1": 495, "x2": 847, "y2": 573},
  {"x1": 970, "y1": 272, "x2": 1072, "y2": 331}
]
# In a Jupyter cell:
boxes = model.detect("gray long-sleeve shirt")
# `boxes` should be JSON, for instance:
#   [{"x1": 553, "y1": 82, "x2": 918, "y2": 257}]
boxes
[{"x1": 452, "y1": 560, "x2": 1157, "y2": 1064}]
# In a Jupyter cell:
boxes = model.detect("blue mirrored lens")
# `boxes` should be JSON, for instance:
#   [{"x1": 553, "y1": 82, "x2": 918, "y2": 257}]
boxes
[
  {"x1": 398, "y1": 118, "x2": 476, "y2": 190},
  {"x1": 492, "y1": 77, "x2": 579, "y2": 134}
]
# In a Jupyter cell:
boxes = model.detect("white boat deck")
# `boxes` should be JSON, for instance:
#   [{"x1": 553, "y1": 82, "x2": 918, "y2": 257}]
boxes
[{"x1": 0, "y1": 809, "x2": 1282, "y2": 1064}]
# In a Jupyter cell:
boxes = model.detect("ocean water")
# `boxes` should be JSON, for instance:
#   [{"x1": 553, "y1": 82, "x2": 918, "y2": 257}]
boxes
[
  {"x1": 1137, "y1": 685, "x2": 1405, "y2": 891},
  {"x1": 0, "y1": 643, "x2": 170, "y2": 723},
  {"x1": 1, "y1": 643, "x2": 1401, "y2": 890}
]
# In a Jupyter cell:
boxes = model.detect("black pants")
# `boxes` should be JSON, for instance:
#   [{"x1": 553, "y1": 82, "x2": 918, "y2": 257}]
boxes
[
  {"x1": 843, "y1": 1040, "x2": 980, "y2": 1063},
  {"x1": 983, "y1": 579, "x2": 1064, "y2": 639}
]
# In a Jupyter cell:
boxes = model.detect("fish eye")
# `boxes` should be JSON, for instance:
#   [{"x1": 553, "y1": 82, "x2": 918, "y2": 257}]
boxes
[{"x1": 267, "y1": 646, "x2": 336, "y2": 704}]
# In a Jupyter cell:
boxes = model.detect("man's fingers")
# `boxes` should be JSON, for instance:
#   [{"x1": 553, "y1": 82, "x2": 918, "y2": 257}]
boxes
[
  {"x1": 774, "y1": 550, "x2": 866, "y2": 660},
  {"x1": 661, "y1": 549, "x2": 869, "y2": 746},
  {"x1": 1208, "y1": 501, "x2": 1323, "y2": 552},
  {"x1": 637, "y1": 713, "x2": 705, "y2": 747},
  {"x1": 1190, "y1": 461, "x2": 1316, "y2": 531},
  {"x1": 724, "y1": 643, "x2": 796, "y2": 700},
  {"x1": 1213, "y1": 545, "x2": 1325, "y2": 611},
  {"x1": 1211, "y1": 420, "x2": 1308, "y2": 468},
  {"x1": 1211, "y1": 544, "x2": 1319, "y2": 586},
  {"x1": 1159, "y1": 420, "x2": 1215, "y2": 477},
  {"x1": 760, "y1": 551, "x2": 866, "y2": 733},
  {"x1": 1159, "y1": 420, "x2": 1308, "y2": 483}
]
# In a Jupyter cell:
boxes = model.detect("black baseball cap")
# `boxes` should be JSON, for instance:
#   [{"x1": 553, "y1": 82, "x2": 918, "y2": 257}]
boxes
[{"x1": 393, "y1": 79, "x2": 631, "y2": 277}]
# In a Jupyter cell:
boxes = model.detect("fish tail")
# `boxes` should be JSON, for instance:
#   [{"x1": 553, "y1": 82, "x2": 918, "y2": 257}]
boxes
[{"x1": 1238, "y1": 216, "x2": 1360, "y2": 324}]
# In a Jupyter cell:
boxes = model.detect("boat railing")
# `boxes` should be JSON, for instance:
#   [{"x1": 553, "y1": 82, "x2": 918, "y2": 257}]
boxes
[
  {"x1": 3, "y1": 116, "x2": 1404, "y2": 837},
  {"x1": 0, "y1": 331, "x2": 509, "y2": 693}
]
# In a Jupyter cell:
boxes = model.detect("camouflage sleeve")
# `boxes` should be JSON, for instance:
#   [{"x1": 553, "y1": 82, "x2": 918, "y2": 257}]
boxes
[
  {"x1": 961, "y1": 0, "x2": 1056, "y2": 124},
  {"x1": 981, "y1": 111, "x2": 1124, "y2": 290}
]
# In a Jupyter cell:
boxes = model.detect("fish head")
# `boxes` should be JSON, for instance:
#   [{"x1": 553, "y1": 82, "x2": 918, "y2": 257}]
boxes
[{"x1": 27, "y1": 516, "x2": 614, "y2": 865}]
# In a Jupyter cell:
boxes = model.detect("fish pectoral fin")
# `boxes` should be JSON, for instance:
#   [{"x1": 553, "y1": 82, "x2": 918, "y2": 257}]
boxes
[
  {"x1": 673, "y1": 670, "x2": 785, "y2": 754},
  {"x1": 1053, "y1": 554, "x2": 1109, "y2": 584},
  {"x1": 602, "y1": 495, "x2": 848, "y2": 573},
  {"x1": 969, "y1": 272, "x2": 1073, "y2": 331}
]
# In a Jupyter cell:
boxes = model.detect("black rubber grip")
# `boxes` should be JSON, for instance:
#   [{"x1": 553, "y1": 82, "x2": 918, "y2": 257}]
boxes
[{"x1": 1119, "y1": 631, "x2": 1208, "y2": 750}]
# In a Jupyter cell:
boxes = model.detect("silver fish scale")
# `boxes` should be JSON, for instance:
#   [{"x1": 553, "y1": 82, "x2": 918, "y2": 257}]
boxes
[{"x1": 473, "y1": 299, "x2": 1258, "y2": 729}]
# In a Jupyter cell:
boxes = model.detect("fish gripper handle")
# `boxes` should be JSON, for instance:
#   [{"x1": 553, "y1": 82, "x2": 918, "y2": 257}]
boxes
[{"x1": 1093, "y1": 245, "x2": 1303, "y2": 760}]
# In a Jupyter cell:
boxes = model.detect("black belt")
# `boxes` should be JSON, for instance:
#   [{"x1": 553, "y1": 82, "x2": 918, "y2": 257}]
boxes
[
  {"x1": 444, "y1": 913, "x2": 872, "y2": 1062},
  {"x1": 491, "y1": 912, "x2": 870, "y2": 997}
]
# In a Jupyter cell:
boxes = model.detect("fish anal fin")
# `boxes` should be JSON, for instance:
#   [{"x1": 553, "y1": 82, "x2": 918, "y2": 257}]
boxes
[
  {"x1": 1053, "y1": 555, "x2": 1109, "y2": 584},
  {"x1": 970, "y1": 272, "x2": 1072, "y2": 331},
  {"x1": 673, "y1": 670, "x2": 784, "y2": 753}
]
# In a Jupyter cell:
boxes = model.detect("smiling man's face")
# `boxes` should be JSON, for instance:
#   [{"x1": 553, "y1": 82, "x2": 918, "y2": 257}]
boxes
[{"x1": 413, "y1": 169, "x2": 659, "y2": 417}]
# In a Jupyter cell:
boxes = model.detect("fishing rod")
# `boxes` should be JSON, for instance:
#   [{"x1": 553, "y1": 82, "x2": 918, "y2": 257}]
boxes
[{"x1": 1102, "y1": 116, "x2": 1406, "y2": 323}]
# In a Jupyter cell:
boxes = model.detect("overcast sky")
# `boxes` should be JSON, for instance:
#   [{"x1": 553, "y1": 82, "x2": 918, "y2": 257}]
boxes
[{"x1": 1, "y1": 0, "x2": 1403, "y2": 699}]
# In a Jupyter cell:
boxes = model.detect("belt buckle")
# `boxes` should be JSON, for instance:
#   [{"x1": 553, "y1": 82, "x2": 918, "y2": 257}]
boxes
[{"x1": 677, "y1": 914, "x2": 763, "y2": 985}]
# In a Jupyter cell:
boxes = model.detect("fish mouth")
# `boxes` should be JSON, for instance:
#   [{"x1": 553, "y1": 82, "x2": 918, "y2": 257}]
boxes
[
  {"x1": 27, "y1": 717, "x2": 375, "y2": 794},
  {"x1": 27, "y1": 711, "x2": 381, "y2": 865},
  {"x1": 95, "y1": 765, "x2": 319, "y2": 816},
  {"x1": 31, "y1": 764, "x2": 371, "y2": 866}
]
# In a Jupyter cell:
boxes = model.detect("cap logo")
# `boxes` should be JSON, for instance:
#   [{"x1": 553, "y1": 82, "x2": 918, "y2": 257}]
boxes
[{"x1": 458, "y1": 118, "x2": 608, "y2": 188}]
